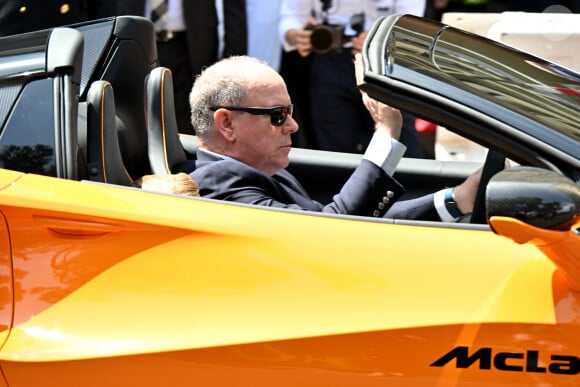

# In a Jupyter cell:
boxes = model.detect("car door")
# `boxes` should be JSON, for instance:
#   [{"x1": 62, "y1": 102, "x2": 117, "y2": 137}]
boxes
[{"x1": 1, "y1": 173, "x2": 579, "y2": 385}]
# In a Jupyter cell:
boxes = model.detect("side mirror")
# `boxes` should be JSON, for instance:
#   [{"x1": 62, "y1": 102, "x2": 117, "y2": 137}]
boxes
[
  {"x1": 486, "y1": 167, "x2": 580, "y2": 291},
  {"x1": 486, "y1": 167, "x2": 579, "y2": 231}
]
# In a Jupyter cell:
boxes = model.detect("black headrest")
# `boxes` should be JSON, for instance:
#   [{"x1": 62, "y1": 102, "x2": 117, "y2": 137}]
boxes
[
  {"x1": 86, "y1": 80, "x2": 134, "y2": 186},
  {"x1": 76, "y1": 16, "x2": 159, "y2": 180},
  {"x1": 146, "y1": 67, "x2": 188, "y2": 174}
]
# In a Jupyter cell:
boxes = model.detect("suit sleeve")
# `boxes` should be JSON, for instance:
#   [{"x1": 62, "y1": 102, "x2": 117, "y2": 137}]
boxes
[
  {"x1": 385, "y1": 193, "x2": 439, "y2": 221},
  {"x1": 222, "y1": 0, "x2": 247, "y2": 56}
]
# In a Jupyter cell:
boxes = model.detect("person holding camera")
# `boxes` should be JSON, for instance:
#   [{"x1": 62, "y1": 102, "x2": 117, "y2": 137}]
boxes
[{"x1": 279, "y1": 0, "x2": 426, "y2": 156}]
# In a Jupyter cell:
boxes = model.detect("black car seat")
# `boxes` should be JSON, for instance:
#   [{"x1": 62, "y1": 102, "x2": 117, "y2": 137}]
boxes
[
  {"x1": 145, "y1": 67, "x2": 188, "y2": 174},
  {"x1": 75, "y1": 16, "x2": 158, "y2": 181},
  {"x1": 86, "y1": 80, "x2": 134, "y2": 186}
]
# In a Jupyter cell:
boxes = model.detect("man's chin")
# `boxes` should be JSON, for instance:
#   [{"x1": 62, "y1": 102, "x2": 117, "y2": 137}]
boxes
[{"x1": 274, "y1": 155, "x2": 290, "y2": 170}]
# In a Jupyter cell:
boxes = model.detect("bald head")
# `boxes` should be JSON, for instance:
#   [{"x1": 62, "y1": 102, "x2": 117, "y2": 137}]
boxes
[
  {"x1": 189, "y1": 56, "x2": 286, "y2": 143},
  {"x1": 199, "y1": 55, "x2": 281, "y2": 86}
]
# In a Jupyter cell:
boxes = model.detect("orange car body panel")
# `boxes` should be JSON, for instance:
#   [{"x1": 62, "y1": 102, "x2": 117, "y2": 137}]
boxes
[{"x1": 0, "y1": 171, "x2": 578, "y2": 386}]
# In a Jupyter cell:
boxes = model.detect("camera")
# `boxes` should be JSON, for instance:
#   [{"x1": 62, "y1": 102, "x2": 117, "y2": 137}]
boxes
[
  {"x1": 307, "y1": 12, "x2": 365, "y2": 54},
  {"x1": 307, "y1": 23, "x2": 346, "y2": 54}
]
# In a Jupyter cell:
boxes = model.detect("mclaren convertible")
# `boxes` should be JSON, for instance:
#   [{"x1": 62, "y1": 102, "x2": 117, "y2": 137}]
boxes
[{"x1": 0, "y1": 13, "x2": 578, "y2": 386}]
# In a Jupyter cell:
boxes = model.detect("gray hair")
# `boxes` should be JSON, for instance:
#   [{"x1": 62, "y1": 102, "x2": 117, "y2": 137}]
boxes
[{"x1": 189, "y1": 56, "x2": 268, "y2": 143}]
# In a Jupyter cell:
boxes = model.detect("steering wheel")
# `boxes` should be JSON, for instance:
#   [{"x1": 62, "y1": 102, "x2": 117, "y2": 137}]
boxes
[{"x1": 469, "y1": 149, "x2": 506, "y2": 224}]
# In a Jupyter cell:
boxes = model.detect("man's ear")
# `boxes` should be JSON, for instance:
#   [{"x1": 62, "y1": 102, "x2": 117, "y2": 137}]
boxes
[{"x1": 213, "y1": 109, "x2": 236, "y2": 142}]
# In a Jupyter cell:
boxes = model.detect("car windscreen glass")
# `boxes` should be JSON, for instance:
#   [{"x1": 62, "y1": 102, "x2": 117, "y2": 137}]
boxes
[
  {"x1": 377, "y1": 15, "x2": 579, "y2": 157},
  {"x1": 0, "y1": 78, "x2": 56, "y2": 176},
  {"x1": 433, "y1": 28, "x2": 579, "y2": 138}
]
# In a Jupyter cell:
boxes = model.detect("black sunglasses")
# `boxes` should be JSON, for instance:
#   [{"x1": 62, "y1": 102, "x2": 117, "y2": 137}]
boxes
[{"x1": 210, "y1": 104, "x2": 293, "y2": 126}]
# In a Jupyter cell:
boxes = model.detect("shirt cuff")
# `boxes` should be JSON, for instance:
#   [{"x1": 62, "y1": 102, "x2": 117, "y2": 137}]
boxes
[
  {"x1": 434, "y1": 188, "x2": 456, "y2": 222},
  {"x1": 363, "y1": 131, "x2": 407, "y2": 176},
  {"x1": 282, "y1": 39, "x2": 296, "y2": 52}
]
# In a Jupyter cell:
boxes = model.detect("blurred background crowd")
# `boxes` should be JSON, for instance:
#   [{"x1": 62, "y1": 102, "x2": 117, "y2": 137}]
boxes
[{"x1": 1, "y1": 0, "x2": 578, "y2": 160}]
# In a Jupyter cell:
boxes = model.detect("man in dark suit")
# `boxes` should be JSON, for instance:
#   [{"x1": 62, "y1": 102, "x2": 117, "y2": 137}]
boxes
[
  {"x1": 176, "y1": 55, "x2": 481, "y2": 221},
  {"x1": 117, "y1": 0, "x2": 247, "y2": 135},
  {"x1": 0, "y1": 0, "x2": 116, "y2": 36}
]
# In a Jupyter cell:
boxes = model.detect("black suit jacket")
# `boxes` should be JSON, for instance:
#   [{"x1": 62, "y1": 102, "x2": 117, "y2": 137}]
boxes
[
  {"x1": 117, "y1": 0, "x2": 247, "y2": 76},
  {"x1": 177, "y1": 149, "x2": 440, "y2": 220},
  {"x1": 0, "y1": 0, "x2": 116, "y2": 36}
]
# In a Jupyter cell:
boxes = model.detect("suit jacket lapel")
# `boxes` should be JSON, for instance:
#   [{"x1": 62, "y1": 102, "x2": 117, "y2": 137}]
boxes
[
  {"x1": 273, "y1": 170, "x2": 311, "y2": 198},
  {"x1": 196, "y1": 149, "x2": 312, "y2": 199}
]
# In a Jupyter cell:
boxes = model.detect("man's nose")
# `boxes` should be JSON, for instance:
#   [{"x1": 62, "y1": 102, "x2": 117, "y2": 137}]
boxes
[{"x1": 282, "y1": 115, "x2": 299, "y2": 134}]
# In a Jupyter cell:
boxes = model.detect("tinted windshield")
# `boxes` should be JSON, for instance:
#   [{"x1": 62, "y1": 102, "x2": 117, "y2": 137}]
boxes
[
  {"x1": 433, "y1": 27, "x2": 579, "y2": 139},
  {"x1": 369, "y1": 15, "x2": 579, "y2": 154}
]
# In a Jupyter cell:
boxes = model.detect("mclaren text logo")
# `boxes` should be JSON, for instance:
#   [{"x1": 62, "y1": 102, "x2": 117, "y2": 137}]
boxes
[{"x1": 431, "y1": 346, "x2": 579, "y2": 375}]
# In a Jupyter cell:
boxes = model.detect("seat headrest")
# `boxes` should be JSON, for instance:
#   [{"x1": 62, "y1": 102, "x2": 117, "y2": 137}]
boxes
[
  {"x1": 86, "y1": 80, "x2": 134, "y2": 186},
  {"x1": 146, "y1": 67, "x2": 188, "y2": 174}
]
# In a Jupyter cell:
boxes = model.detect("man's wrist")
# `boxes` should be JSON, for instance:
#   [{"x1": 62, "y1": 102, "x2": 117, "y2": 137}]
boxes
[
  {"x1": 363, "y1": 131, "x2": 406, "y2": 176},
  {"x1": 444, "y1": 187, "x2": 463, "y2": 218}
]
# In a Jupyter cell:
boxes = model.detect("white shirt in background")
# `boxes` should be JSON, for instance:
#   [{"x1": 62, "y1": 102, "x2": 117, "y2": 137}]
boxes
[
  {"x1": 145, "y1": 0, "x2": 186, "y2": 31},
  {"x1": 246, "y1": 0, "x2": 283, "y2": 71},
  {"x1": 279, "y1": 0, "x2": 426, "y2": 51}
]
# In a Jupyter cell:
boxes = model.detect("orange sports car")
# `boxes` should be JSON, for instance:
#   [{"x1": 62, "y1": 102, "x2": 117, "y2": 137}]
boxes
[{"x1": 0, "y1": 14, "x2": 578, "y2": 386}]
